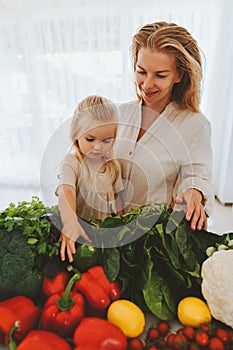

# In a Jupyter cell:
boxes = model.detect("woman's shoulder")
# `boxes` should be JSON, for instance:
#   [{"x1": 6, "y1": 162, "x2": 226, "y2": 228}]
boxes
[{"x1": 169, "y1": 102, "x2": 211, "y2": 128}]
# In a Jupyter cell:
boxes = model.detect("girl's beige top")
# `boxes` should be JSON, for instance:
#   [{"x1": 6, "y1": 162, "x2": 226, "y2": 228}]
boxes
[{"x1": 58, "y1": 151, "x2": 124, "y2": 221}]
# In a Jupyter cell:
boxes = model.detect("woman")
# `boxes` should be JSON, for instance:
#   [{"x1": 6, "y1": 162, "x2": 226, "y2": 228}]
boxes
[{"x1": 116, "y1": 21, "x2": 214, "y2": 231}]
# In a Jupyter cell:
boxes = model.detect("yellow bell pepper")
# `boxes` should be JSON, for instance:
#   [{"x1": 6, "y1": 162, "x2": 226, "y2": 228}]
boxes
[{"x1": 107, "y1": 299, "x2": 145, "y2": 338}]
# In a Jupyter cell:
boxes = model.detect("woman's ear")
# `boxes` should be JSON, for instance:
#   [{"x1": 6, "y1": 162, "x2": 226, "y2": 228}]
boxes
[{"x1": 175, "y1": 70, "x2": 183, "y2": 83}]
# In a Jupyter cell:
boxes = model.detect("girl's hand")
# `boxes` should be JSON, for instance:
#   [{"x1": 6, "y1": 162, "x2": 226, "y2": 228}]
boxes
[
  {"x1": 174, "y1": 189, "x2": 207, "y2": 231},
  {"x1": 60, "y1": 234, "x2": 76, "y2": 263},
  {"x1": 60, "y1": 220, "x2": 92, "y2": 262}
]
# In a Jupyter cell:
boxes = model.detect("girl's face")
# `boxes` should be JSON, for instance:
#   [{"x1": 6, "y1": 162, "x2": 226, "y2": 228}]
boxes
[
  {"x1": 77, "y1": 123, "x2": 116, "y2": 159},
  {"x1": 135, "y1": 48, "x2": 182, "y2": 113}
]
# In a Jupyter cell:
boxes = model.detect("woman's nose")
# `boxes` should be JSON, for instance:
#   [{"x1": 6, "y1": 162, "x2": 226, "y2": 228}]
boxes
[{"x1": 143, "y1": 75, "x2": 155, "y2": 90}]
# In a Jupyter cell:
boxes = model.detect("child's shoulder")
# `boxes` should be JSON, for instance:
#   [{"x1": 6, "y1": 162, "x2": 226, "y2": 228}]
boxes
[{"x1": 63, "y1": 148, "x2": 80, "y2": 167}]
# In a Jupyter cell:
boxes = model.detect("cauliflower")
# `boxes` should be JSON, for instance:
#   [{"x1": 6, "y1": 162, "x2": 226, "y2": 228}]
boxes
[{"x1": 201, "y1": 249, "x2": 233, "y2": 328}]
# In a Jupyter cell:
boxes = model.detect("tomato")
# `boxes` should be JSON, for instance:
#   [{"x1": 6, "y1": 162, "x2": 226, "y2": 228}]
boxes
[
  {"x1": 200, "y1": 323, "x2": 210, "y2": 332},
  {"x1": 147, "y1": 327, "x2": 160, "y2": 341},
  {"x1": 176, "y1": 328, "x2": 185, "y2": 336},
  {"x1": 128, "y1": 337, "x2": 144, "y2": 350},
  {"x1": 157, "y1": 320, "x2": 170, "y2": 336},
  {"x1": 188, "y1": 343, "x2": 200, "y2": 350},
  {"x1": 172, "y1": 333, "x2": 188, "y2": 350},
  {"x1": 200, "y1": 322, "x2": 215, "y2": 336},
  {"x1": 183, "y1": 326, "x2": 195, "y2": 340},
  {"x1": 166, "y1": 333, "x2": 175, "y2": 347},
  {"x1": 216, "y1": 329, "x2": 230, "y2": 344},
  {"x1": 195, "y1": 332, "x2": 209, "y2": 347},
  {"x1": 209, "y1": 337, "x2": 224, "y2": 350}
]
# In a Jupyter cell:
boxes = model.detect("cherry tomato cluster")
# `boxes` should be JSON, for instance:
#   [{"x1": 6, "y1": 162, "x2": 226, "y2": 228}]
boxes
[{"x1": 128, "y1": 320, "x2": 233, "y2": 350}]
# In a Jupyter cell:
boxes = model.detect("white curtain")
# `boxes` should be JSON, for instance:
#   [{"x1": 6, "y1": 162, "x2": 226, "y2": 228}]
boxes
[
  {"x1": 202, "y1": 0, "x2": 233, "y2": 204},
  {"x1": 1, "y1": 0, "x2": 228, "y2": 203}
]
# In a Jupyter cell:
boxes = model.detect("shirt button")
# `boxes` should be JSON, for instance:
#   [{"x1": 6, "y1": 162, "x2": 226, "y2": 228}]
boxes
[{"x1": 129, "y1": 151, "x2": 132, "y2": 155}]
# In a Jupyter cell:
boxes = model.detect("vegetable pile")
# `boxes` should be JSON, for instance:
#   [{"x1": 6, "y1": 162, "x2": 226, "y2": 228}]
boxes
[
  {"x1": 90, "y1": 204, "x2": 233, "y2": 320},
  {"x1": 0, "y1": 197, "x2": 233, "y2": 349}
]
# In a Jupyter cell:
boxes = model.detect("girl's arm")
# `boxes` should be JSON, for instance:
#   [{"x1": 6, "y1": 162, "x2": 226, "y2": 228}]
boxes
[
  {"x1": 115, "y1": 191, "x2": 124, "y2": 215},
  {"x1": 58, "y1": 184, "x2": 91, "y2": 262}
]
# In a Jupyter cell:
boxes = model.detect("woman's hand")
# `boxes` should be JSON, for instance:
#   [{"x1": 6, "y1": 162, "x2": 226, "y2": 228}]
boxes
[
  {"x1": 60, "y1": 220, "x2": 92, "y2": 262},
  {"x1": 174, "y1": 188, "x2": 207, "y2": 231}
]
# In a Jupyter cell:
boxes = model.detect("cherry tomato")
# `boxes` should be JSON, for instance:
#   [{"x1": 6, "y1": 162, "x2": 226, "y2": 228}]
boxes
[
  {"x1": 172, "y1": 333, "x2": 188, "y2": 350},
  {"x1": 209, "y1": 337, "x2": 224, "y2": 350},
  {"x1": 147, "y1": 346, "x2": 159, "y2": 350},
  {"x1": 166, "y1": 333, "x2": 175, "y2": 347},
  {"x1": 128, "y1": 337, "x2": 144, "y2": 350},
  {"x1": 183, "y1": 326, "x2": 195, "y2": 340},
  {"x1": 216, "y1": 329, "x2": 230, "y2": 344},
  {"x1": 188, "y1": 343, "x2": 200, "y2": 350},
  {"x1": 200, "y1": 322, "x2": 215, "y2": 336},
  {"x1": 195, "y1": 332, "x2": 209, "y2": 347},
  {"x1": 228, "y1": 330, "x2": 233, "y2": 342},
  {"x1": 176, "y1": 327, "x2": 185, "y2": 336},
  {"x1": 200, "y1": 323, "x2": 210, "y2": 332},
  {"x1": 157, "y1": 320, "x2": 170, "y2": 336},
  {"x1": 147, "y1": 327, "x2": 160, "y2": 341}
]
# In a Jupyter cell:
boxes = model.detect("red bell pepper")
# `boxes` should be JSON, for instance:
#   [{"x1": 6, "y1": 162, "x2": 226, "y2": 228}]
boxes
[
  {"x1": 0, "y1": 296, "x2": 40, "y2": 345},
  {"x1": 72, "y1": 265, "x2": 120, "y2": 316},
  {"x1": 9, "y1": 324, "x2": 72, "y2": 350},
  {"x1": 42, "y1": 271, "x2": 70, "y2": 298},
  {"x1": 86, "y1": 265, "x2": 121, "y2": 300},
  {"x1": 73, "y1": 317, "x2": 127, "y2": 350},
  {"x1": 40, "y1": 272, "x2": 85, "y2": 338}
]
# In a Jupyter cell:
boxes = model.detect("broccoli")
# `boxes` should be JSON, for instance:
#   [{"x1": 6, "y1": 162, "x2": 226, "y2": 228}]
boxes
[
  {"x1": 0, "y1": 229, "x2": 42, "y2": 302},
  {"x1": 0, "y1": 197, "x2": 62, "y2": 302}
]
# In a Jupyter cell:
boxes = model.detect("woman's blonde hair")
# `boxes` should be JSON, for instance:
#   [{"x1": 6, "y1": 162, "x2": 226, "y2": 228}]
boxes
[
  {"x1": 70, "y1": 95, "x2": 121, "y2": 186},
  {"x1": 131, "y1": 22, "x2": 203, "y2": 112}
]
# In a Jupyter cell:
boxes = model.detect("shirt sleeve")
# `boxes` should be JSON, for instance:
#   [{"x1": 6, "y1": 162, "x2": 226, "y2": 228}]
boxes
[
  {"x1": 55, "y1": 151, "x2": 79, "y2": 195},
  {"x1": 176, "y1": 119, "x2": 215, "y2": 215}
]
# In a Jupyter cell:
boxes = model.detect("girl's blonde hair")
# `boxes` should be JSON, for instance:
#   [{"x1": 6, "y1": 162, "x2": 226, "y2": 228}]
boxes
[
  {"x1": 131, "y1": 22, "x2": 203, "y2": 112},
  {"x1": 70, "y1": 95, "x2": 121, "y2": 186}
]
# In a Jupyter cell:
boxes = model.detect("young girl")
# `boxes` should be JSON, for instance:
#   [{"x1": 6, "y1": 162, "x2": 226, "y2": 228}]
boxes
[{"x1": 57, "y1": 95, "x2": 123, "y2": 262}]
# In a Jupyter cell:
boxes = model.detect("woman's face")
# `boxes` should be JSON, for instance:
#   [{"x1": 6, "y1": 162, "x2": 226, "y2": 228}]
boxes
[
  {"x1": 135, "y1": 48, "x2": 182, "y2": 113},
  {"x1": 77, "y1": 123, "x2": 116, "y2": 159}
]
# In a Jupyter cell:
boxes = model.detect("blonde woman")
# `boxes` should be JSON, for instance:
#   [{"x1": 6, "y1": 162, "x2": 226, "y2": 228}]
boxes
[
  {"x1": 57, "y1": 95, "x2": 123, "y2": 262},
  {"x1": 116, "y1": 21, "x2": 214, "y2": 231}
]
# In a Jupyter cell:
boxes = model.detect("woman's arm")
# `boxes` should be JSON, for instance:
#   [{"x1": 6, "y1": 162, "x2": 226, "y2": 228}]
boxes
[{"x1": 174, "y1": 117, "x2": 214, "y2": 230}]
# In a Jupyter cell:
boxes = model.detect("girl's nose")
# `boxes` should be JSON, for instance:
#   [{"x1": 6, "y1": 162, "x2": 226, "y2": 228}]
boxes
[{"x1": 94, "y1": 141, "x2": 102, "y2": 150}]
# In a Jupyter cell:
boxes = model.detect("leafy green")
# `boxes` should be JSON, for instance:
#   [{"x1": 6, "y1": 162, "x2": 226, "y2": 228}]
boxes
[
  {"x1": 0, "y1": 197, "x2": 61, "y2": 301},
  {"x1": 93, "y1": 203, "x2": 233, "y2": 320}
]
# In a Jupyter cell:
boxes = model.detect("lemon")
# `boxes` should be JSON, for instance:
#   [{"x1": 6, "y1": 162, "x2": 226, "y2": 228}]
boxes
[
  {"x1": 177, "y1": 296, "x2": 212, "y2": 327},
  {"x1": 107, "y1": 299, "x2": 145, "y2": 338}
]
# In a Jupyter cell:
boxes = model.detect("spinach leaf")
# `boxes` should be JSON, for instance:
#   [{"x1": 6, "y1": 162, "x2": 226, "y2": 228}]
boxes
[
  {"x1": 102, "y1": 247, "x2": 120, "y2": 282},
  {"x1": 142, "y1": 271, "x2": 175, "y2": 320}
]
